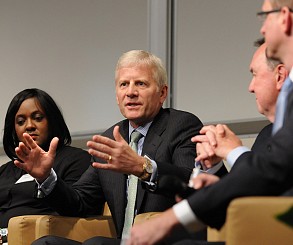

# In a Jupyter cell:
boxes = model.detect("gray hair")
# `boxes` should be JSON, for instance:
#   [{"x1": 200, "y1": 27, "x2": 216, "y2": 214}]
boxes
[{"x1": 115, "y1": 50, "x2": 167, "y2": 88}]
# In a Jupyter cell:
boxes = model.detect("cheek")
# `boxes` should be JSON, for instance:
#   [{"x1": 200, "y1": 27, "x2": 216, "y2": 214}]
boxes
[
  {"x1": 39, "y1": 122, "x2": 49, "y2": 137},
  {"x1": 15, "y1": 126, "x2": 24, "y2": 141}
]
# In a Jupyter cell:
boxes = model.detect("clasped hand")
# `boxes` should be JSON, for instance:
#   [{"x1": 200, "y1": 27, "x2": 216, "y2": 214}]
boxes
[{"x1": 192, "y1": 124, "x2": 242, "y2": 163}]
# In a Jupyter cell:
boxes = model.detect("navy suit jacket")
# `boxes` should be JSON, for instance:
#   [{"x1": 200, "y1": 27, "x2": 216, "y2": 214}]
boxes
[
  {"x1": 187, "y1": 90, "x2": 293, "y2": 230},
  {"x1": 44, "y1": 108, "x2": 208, "y2": 237}
]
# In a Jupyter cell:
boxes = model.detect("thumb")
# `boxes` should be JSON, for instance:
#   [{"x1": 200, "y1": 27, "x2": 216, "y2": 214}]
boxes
[
  {"x1": 113, "y1": 125, "x2": 126, "y2": 143},
  {"x1": 48, "y1": 137, "x2": 59, "y2": 157}
]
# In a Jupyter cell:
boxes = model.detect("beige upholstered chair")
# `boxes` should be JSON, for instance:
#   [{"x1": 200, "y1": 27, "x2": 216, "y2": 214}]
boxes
[
  {"x1": 134, "y1": 197, "x2": 293, "y2": 245},
  {"x1": 208, "y1": 197, "x2": 293, "y2": 245},
  {"x1": 7, "y1": 197, "x2": 293, "y2": 245},
  {"x1": 7, "y1": 203, "x2": 116, "y2": 245}
]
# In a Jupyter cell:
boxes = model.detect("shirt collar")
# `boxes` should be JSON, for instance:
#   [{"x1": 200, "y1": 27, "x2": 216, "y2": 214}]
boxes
[{"x1": 129, "y1": 121, "x2": 152, "y2": 139}]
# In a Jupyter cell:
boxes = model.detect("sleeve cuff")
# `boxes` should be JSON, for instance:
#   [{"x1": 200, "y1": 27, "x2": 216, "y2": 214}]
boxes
[
  {"x1": 226, "y1": 146, "x2": 250, "y2": 169},
  {"x1": 173, "y1": 199, "x2": 205, "y2": 233},
  {"x1": 35, "y1": 168, "x2": 57, "y2": 196}
]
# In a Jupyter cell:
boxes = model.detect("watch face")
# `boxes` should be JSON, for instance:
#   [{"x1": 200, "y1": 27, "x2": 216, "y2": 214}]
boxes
[{"x1": 146, "y1": 162, "x2": 153, "y2": 173}]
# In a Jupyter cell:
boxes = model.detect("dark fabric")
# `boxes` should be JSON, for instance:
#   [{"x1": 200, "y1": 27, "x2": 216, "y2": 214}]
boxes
[
  {"x1": 0, "y1": 146, "x2": 91, "y2": 228},
  {"x1": 32, "y1": 235, "x2": 81, "y2": 245},
  {"x1": 83, "y1": 237, "x2": 121, "y2": 245},
  {"x1": 41, "y1": 108, "x2": 206, "y2": 238},
  {"x1": 251, "y1": 123, "x2": 272, "y2": 152},
  {"x1": 186, "y1": 89, "x2": 293, "y2": 230},
  {"x1": 173, "y1": 241, "x2": 225, "y2": 245}
]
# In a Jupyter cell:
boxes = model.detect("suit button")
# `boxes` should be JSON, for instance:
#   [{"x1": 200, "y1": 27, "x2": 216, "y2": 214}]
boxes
[{"x1": 267, "y1": 144, "x2": 272, "y2": 152}]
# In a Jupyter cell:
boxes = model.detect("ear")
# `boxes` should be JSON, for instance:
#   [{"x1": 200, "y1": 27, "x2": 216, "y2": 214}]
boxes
[
  {"x1": 159, "y1": 85, "x2": 168, "y2": 104},
  {"x1": 275, "y1": 64, "x2": 288, "y2": 91},
  {"x1": 281, "y1": 7, "x2": 292, "y2": 35}
]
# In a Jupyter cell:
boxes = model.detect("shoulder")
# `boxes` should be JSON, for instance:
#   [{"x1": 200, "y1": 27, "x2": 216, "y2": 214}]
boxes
[
  {"x1": 102, "y1": 119, "x2": 128, "y2": 138},
  {"x1": 0, "y1": 160, "x2": 14, "y2": 173},
  {"x1": 160, "y1": 108, "x2": 203, "y2": 125},
  {"x1": 56, "y1": 146, "x2": 91, "y2": 161}
]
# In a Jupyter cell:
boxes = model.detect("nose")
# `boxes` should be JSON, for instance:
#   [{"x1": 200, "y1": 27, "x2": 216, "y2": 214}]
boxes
[
  {"x1": 25, "y1": 119, "x2": 36, "y2": 133},
  {"x1": 248, "y1": 79, "x2": 255, "y2": 93},
  {"x1": 260, "y1": 23, "x2": 266, "y2": 36},
  {"x1": 126, "y1": 82, "x2": 138, "y2": 98}
]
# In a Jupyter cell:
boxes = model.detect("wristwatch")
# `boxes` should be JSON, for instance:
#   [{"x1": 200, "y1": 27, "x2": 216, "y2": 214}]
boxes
[{"x1": 139, "y1": 155, "x2": 153, "y2": 181}]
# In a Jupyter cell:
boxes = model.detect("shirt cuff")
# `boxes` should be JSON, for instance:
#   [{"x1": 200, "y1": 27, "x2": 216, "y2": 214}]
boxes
[
  {"x1": 35, "y1": 168, "x2": 57, "y2": 196},
  {"x1": 201, "y1": 161, "x2": 224, "y2": 175},
  {"x1": 173, "y1": 199, "x2": 205, "y2": 233},
  {"x1": 226, "y1": 146, "x2": 250, "y2": 169}
]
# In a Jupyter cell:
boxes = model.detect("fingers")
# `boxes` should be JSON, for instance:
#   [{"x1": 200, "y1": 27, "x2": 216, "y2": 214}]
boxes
[
  {"x1": 48, "y1": 137, "x2": 59, "y2": 157},
  {"x1": 191, "y1": 134, "x2": 209, "y2": 143},
  {"x1": 195, "y1": 143, "x2": 208, "y2": 162},
  {"x1": 92, "y1": 162, "x2": 113, "y2": 170},
  {"x1": 15, "y1": 142, "x2": 30, "y2": 161},
  {"x1": 205, "y1": 130, "x2": 217, "y2": 147},
  {"x1": 192, "y1": 173, "x2": 220, "y2": 189},
  {"x1": 87, "y1": 135, "x2": 114, "y2": 160},
  {"x1": 22, "y1": 133, "x2": 38, "y2": 149},
  {"x1": 14, "y1": 159, "x2": 25, "y2": 170},
  {"x1": 192, "y1": 126, "x2": 217, "y2": 146}
]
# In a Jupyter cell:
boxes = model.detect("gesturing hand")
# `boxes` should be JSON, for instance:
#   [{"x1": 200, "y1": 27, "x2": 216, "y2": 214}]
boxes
[
  {"x1": 87, "y1": 126, "x2": 144, "y2": 176},
  {"x1": 14, "y1": 133, "x2": 59, "y2": 182}
]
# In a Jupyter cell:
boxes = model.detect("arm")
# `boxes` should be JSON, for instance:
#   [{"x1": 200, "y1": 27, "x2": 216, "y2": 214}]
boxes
[{"x1": 14, "y1": 133, "x2": 104, "y2": 217}]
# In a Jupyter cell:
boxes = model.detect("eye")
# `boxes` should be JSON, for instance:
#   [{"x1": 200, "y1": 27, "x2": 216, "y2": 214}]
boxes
[
  {"x1": 33, "y1": 113, "x2": 45, "y2": 122},
  {"x1": 16, "y1": 117, "x2": 25, "y2": 126},
  {"x1": 136, "y1": 81, "x2": 146, "y2": 86},
  {"x1": 119, "y1": 81, "x2": 128, "y2": 87}
]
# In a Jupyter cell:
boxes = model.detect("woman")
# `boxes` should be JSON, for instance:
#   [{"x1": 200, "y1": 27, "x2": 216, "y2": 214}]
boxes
[{"x1": 0, "y1": 88, "x2": 92, "y2": 229}]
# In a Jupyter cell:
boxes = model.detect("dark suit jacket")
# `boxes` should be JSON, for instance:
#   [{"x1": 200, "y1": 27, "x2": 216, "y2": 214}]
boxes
[
  {"x1": 251, "y1": 123, "x2": 272, "y2": 152},
  {"x1": 187, "y1": 90, "x2": 293, "y2": 230},
  {"x1": 45, "y1": 108, "x2": 206, "y2": 238}
]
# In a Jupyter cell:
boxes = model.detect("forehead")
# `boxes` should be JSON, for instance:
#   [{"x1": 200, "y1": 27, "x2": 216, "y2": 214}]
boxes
[
  {"x1": 262, "y1": 0, "x2": 273, "y2": 10},
  {"x1": 117, "y1": 65, "x2": 153, "y2": 79},
  {"x1": 17, "y1": 98, "x2": 43, "y2": 113},
  {"x1": 250, "y1": 46, "x2": 268, "y2": 69}
]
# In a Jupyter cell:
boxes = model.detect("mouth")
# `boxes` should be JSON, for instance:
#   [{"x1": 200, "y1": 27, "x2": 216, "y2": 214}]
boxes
[
  {"x1": 28, "y1": 134, "x2": 39, "y2": 140},
  {"x1": 125, "y1": 102, "x2": 141, "y2": 108}
]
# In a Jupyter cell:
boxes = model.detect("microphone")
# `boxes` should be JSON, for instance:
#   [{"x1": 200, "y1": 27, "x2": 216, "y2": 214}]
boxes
[{"x1": 157, "y1": 175, "x2": 197, "y2": 199}]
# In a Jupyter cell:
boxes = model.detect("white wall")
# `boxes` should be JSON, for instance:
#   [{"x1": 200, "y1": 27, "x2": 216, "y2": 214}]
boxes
[
  {"x1": 0, "y1": 0, "x2": 149, "y2": 139},
  {"x1": 173, "y1": 0, "x2": 264, "y2": 124},
  {"x1": 0, "y1": 0, "x2": 266, "y2": 160}
]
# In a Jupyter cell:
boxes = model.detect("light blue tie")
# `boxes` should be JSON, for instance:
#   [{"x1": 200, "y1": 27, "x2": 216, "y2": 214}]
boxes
[
  {"x1": 121, "y1": 131, "x2": 142, "y2": 239},
  {"x1": 272, "y1": 77, "x2": 293, "y2": 135}
]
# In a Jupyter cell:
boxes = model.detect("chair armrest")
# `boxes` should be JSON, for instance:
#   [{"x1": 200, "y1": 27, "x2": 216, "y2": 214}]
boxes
[
  {"x1": 207, "y1": 225, "x2": 226, "y2": 242},
  {"x1": 225, "y1": 197, "x2": 293, "y2": 245},
  {"x1": 35, "y1": 215, "x2": 117, "y2": 242},
  {"x1": 134, "y1": 212, "x2": 161, "y2": 224},
  {"x1": 8, "y1": 215, "x2": 44, "y2": 245}
]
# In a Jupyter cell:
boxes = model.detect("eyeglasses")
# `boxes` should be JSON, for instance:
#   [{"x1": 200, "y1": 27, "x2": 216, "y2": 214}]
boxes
[{"x1": 257, "y1": 8, "x2": 293, "y2": 22}]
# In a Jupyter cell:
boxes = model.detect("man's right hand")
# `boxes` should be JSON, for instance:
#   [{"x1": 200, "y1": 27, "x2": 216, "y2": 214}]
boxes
[
  {"x1": 14, "y1": 133, "x2": 58, "y2": 183},
  {"x1": 192, "y1": 124, "x2": 242, "y2": 160}
]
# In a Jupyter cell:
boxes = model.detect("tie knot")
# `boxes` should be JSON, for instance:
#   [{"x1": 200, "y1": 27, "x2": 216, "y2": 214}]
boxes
[{"x1": 130, "y1": 131, "x2": 142, "y2": 144}]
